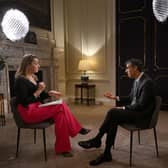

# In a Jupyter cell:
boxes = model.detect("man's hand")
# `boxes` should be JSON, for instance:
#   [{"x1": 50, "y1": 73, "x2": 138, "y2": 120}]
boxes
[
  {"x1": 111, "y1": 106, "x2": 125, "y2": 110},
  {"x1": 104, "y1": 92, "x2": 117, "y2": 100}
]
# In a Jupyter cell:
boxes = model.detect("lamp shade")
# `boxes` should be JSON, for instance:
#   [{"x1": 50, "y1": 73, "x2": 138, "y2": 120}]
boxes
[{"x1": 78, "y1": 59, "x2": 93, "y2": 71}]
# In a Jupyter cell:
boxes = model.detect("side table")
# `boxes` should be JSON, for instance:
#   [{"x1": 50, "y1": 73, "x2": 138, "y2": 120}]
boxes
[{"x1": 74, "y1": 84, "x2": 96, "y2": 105}]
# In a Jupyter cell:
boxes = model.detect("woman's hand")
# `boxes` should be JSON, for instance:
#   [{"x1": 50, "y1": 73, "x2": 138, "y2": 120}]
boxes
[
  {"x1": 34, "y1": 82, "x2": 46, "y2": 98},
  {"x1": 38, "y1": 82, "x2": 46, "y2": 91},
  {"x1": 104, "y1": 92, "x2": 117, "y2": 100},
  {"x1": 48, "y1": 90, "x2": 62, "y2": 99}
]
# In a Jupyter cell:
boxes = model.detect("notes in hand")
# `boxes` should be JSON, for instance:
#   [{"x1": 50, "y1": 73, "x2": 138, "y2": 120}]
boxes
[{"x1": 39, "y1": 99, "x2": 63, "y2": 107}]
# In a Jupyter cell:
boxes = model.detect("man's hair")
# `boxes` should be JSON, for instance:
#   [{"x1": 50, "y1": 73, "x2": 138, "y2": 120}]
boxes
[{"x1": 125, "y1": 58, "x2": 143, "y2": 72}]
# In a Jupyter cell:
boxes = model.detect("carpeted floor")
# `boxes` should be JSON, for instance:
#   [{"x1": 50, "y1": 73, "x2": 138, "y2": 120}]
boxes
[{"x1": 0, "y1": 103, "x2": 168, "y2": 168}]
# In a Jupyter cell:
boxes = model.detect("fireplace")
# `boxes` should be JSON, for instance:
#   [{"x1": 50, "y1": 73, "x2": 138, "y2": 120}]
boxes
[
  {"x1": 8, "y1": 67, "x2": 52, "y2": 98},
  {"x1": 0, "y1": 35, "x2": 56, "y2": 115},
  {"x1": 9, "y1": 70, "x2": 43, "y2": 97}
]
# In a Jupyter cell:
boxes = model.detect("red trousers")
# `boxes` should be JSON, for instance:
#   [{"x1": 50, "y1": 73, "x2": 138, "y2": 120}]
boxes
[{"x1": 17, "y1": 101, "x2": 82, "y2": 153}]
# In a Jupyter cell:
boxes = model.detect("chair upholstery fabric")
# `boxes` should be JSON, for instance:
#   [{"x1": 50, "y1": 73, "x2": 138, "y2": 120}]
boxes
[
  {"x1": 10, "y1": 97, "x2": 54, "y2": 161},
  {"x1": 119, "y1": 96, "x2": 162, "y2": 166}
]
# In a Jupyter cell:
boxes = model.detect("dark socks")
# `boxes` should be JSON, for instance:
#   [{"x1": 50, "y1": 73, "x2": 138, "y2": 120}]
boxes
[
  {"x1": 94, "y1": 131, "x2": 104, "y2": 141},
  {"x1": 104, "y1": 145, "x2": 112, "y2": 157}
]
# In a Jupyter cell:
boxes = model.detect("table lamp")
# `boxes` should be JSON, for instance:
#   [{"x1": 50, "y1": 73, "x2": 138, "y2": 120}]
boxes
[{"x1": 78, "y1": 59, "x2": 92, "y2": 84}]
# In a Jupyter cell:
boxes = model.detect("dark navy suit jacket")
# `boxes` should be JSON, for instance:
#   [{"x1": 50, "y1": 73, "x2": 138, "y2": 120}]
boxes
[{"x1": 119, "y1": 73, "x2": 156, "y2": 127}]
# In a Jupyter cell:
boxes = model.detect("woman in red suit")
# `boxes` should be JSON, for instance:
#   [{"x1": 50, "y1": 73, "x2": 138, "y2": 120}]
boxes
[{"x1": 14, "y1": 54, "x2": 90, "y2": 157}]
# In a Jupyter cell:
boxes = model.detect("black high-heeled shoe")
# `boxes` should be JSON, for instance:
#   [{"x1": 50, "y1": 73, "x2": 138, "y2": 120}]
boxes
[{"x1": 79, "y1": 128, "x2": 91, "y2": 135}]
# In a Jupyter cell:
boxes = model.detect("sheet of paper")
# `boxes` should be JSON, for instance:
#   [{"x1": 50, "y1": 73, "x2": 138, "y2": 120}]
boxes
[{"x1": 39, "y1": 99, "x2": 63, "y2": 107}]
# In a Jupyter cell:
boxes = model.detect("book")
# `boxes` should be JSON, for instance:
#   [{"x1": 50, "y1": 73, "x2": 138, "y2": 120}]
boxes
[{"x1": 39, "y1": 99, "x2": 63, "y2": 107}]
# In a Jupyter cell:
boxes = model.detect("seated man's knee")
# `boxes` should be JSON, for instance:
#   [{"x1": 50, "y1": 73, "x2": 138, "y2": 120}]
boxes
[{"x1": 106, "y1": 109, "x2": 116, "y2": 117}]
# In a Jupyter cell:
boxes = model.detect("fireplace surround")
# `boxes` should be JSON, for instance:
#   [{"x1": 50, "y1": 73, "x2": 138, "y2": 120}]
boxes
[{"x1": 0, "y1": 36, "x2": 56, "y2": 116}]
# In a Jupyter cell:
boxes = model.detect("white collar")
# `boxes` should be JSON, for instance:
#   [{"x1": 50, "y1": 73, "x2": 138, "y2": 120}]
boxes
[{"x1": 135, "y1": 72, "x2": 144, "y2": 82}]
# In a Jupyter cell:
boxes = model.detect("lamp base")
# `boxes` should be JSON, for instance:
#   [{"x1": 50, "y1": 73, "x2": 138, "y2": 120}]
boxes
[{"x1": 81, "y1": 75, "x2": 89, "y2": 84}]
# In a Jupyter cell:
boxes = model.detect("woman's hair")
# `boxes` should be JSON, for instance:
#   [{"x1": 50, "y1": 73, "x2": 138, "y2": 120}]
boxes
[{"x1": 15, "y1": 54, "x2": 39, "y2": 78}]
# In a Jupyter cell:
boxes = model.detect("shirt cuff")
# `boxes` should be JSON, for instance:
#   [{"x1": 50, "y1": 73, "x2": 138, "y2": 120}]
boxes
[{"x1": 116, "y1": 96, "x2": 120, "y2": 101}]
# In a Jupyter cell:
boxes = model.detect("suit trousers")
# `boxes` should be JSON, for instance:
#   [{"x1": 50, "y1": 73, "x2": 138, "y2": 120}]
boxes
[
  {"x1": 99, "y1": 108, "x2": 141, "y2": 148},
  {"x1": 17, "y1": 101, "x2": 82, "y2": 153}
]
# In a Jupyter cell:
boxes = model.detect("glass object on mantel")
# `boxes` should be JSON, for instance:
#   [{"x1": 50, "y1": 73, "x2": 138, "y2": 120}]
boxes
[{"x1": 1, "y1": 9, "x2": 29, "y2": 41}]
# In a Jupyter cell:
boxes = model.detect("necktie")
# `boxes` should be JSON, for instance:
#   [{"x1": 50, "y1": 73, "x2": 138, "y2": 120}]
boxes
[
  {"x1": 131, "y1": 81, "x2": 138, "y2": 105},
  {"x1": 134, "y1": 81, "x2": 138, "y2": 95}
]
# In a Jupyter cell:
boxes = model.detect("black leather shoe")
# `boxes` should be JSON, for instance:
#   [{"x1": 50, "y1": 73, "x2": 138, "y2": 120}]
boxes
[
  {"x1": 79, "y1": 128, "x2": 91, "y2": 135},
  {"x1": 78, "y1": 138, "x2": 101, "y2": 149},
  {"x1": 89, "y1": 153, "x2": 112, "y2": 166}
]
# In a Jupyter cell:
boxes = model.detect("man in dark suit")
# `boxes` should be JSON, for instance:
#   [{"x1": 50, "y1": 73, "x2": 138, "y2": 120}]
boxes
[{"x1": 78, "y1": 58, "x2": 156, "y2": 166}]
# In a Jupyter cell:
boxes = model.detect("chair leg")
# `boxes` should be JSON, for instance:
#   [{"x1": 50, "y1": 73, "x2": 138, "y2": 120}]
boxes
[
  {"x1": 34, "y1": 129, "x2": 36, "y2": 144},
  {"x1": 42, "y1": 128, "x2": 47, "y2": 161},
  {"x1": 0, "y1": 115, "x2": 5, "y2": 127},
  {"x1": 16, "y1": 128, "x2": 20, "y2": 158},
  {"x1": 130, "y1": 131, "x2": 133, "y2": 167},
  {"x1": 138, "y1": 130, "x2": 141, "y2": 144},
  {"x1": 153, "y1": 127, "x2": 159, "y2": 157},
  {"x1": 3, "y1": 115, "x2": 6, "y2": 126}
]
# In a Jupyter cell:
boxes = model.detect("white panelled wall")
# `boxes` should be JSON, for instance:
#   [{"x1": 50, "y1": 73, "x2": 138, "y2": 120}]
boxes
[
  {"x1": 0, "y1": 0, "x2": 117, "y2": 115},
  {"x1": 53, "y1": 0, "x2": 116, "y2": 104}
]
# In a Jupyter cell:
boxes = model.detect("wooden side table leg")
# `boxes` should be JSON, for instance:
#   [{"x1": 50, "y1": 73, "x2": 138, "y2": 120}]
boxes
[
  {"x1": 93, "y1": 86, "x2": 96, "y2": 104},
  {"x1": 75, "y1": 85, "x2": 78, "y2": 103},
  {"x1": 87, "y1": 87, "x2": 90, "y2": 105},
  {"x1": 81, "y1": 87, "x2": 83, "y2": 104}
]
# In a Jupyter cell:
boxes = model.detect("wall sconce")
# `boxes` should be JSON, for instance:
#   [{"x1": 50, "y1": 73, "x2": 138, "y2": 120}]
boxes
[{"x1": 78, "y1": 59, "x2": 93, "y2": 84}]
